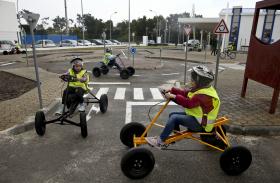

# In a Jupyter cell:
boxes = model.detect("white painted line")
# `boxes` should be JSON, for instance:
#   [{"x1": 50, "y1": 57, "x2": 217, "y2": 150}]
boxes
[
  {"x1": 162, "y1": 73, "x2": 180, "y2": 76},
  {"x1": 87, "y1": 70, "x2": 92, "y2": 73},
  {"x1": 0, "y1": 62, "x2": 14, "y2": 67},
  {"x1": 114, "y1": 88, "x2": 126, "y2": 100},
  {"x1": 88, "y1": 82, "x2": 130, "y2": 85},
  {"x1": 134, "y1": 88, "x2": 144, "y2": 100},
  {"x1": 150, "y1": 88, "x2": 164, "y2": 100},
  {"x1": 96, "y1": 88, "x2": 109, "y2": 98},
  {"x1": 132, "y1": 75, "x2": 141, "y2": 77},
  {"x1": 83, "y1": 87, "x2": 93, "y2": 98},
  {"x1": 125, "y1": 101, "x2": 177, "y2": 124},
  {"x1": 86, "y1": 105, "x2": 100, "y2": 121}
]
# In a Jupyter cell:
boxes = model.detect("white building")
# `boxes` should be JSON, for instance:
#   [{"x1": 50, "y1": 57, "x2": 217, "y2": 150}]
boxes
[
  {"x1": 220, "y1": 7, "x2": 280, "y2": 51},
  {"x1": 179, "y1": 6, "x2": 280, "y2": 51},
  {"x1": 0, "y1": 0, "x2": 19, "y2": 42}
]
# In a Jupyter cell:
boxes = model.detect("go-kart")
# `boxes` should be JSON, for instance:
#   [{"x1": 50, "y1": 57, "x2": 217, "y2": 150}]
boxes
[
  {"x1": 3, "y1": 47, "x2": 26, "y2": 55},
  {"x1": 120, "y1": 90, "x2": 252, "y2": 179},
  {"x1": 92, "y1": 53, "x2": 135, "y2": 79},
  {"x1": 34, "y1": 74, "x2": 108, "y2": 138}
]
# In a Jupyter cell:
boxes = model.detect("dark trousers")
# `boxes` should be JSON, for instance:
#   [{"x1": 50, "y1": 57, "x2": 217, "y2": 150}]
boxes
[
  {"x1": 108, "y1": 59, "x2": 122, "y2": 70},
  {"x1": 62, "y1": 87, "x2": 85, "y2": 104}
]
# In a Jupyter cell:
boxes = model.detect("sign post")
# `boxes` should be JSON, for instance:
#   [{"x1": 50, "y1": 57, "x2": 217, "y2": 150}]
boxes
[
  {"x1": 130, "y1": 47, "x2": 136, "y2": 67},
  {"x1": 183, "y1": 25, "x2": 192, "y2": 85},
  {"x1": 213, "y1": 19, "x2": 229, "y2": 88},
  {"x1": 102, "y1": 32, "x2": 106, "y2": 53}
]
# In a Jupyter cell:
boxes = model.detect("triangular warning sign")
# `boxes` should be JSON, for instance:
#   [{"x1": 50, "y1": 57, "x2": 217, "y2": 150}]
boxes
[{"x1": 214, "y1": 19, "x2": 229, "y2": 34}]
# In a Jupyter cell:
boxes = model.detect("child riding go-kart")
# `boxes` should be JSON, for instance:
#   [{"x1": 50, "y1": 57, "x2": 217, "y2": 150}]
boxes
[
  {"x1": 119, "y1": 65, "x2": 252, "y2": 179},
  {"x1": 34, "y1": 58, "x2": 108, "y2": 138},
  {"x1": 92, "y1": 48, "x2": 135, "y2": 79}
]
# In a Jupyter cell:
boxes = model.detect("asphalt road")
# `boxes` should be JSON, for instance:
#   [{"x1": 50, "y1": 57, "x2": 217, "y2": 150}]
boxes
[{"x1": 1, "y1": 56, "x2": 279, "y2": 182}]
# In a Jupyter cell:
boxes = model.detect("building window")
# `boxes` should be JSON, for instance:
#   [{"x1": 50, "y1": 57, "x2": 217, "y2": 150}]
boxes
[
  {"x1": 261, "y1": 9, "x2": 276, "y2": 43},
  {"x1": 229, "y1": 8, "x2": 242, "y2": 50}
]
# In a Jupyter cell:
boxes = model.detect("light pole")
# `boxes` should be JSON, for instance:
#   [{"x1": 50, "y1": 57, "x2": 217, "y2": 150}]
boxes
[
  {"x1": 81, "y1": 0, "x2": 85, "y2": 45},
  {"x1": 64, "y1": 0, "x2": 69, "y2": 35},
  {"x1": 149, "y1": 9, "x2": 159, "y2": 38},
  {"x1": 110, "y1": 11, "x2": 117, "y2": 41},
  {"x1": 128, "y1": 0, "x2": 131, "y2": 61}
]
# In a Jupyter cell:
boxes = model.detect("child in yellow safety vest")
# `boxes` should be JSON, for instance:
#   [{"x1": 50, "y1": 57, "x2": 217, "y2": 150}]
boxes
[
  {"x1": 146, "y1": 65, "x2": 220, "y2": 149},
  {"x1": 56, "y1": 58, "x2": 89, "y2": 115}
]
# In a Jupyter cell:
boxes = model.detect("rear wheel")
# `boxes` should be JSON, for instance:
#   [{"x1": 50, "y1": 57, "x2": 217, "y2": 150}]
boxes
[
  {"x1": 121, "y1": 148, "x2": 155, "y2": 179},
  {"x1": 220, "y1": 146, "x2": 252, "y2": 175},
  {"x1": 35, "y1": 111, "x2": 46, "y2": 136},
  {"x1": 92, "y1": 67, "x2": 101, "y2": 77},
  {"x1": 99, "y1": 94, "x2": 108, "y2": 113},
  {"x1": 120, "y1": 122, "x2": 146, "y2": 148},
  {"x1": 3, "y1": 51, "x2": 8, "y2": 55},
  {"x1": 127, "y1": 66, "x2": 135, "y2": 76},
  {"x1": 101, "y1": 65, "x2": 109, "y2": 75},
  {"x1": 80, "y1": 112, "x2": 87, "y2": 138},
  {"x1": 220, "y1": 52, "x2": 226, "y2": 59},
  {"x1": 228, "y1": 52, "x2": 236, "y2": 59},
  {"x1": 120, "y1": 69, "x2": 129, "y2": 79}
]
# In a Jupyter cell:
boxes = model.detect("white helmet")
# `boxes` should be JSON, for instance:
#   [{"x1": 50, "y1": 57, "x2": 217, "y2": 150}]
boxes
[
  {"x1": 70, "y1": 57, "x2": 83, "y2": 67},
  {"x1": 191, "y1": 65, "x2": 214, "y2": 87}
]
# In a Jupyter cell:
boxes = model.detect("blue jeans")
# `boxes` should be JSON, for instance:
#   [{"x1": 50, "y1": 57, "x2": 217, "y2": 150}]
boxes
[{"x1": 160, "y1": 112, "x2": 203, "y2": 141}]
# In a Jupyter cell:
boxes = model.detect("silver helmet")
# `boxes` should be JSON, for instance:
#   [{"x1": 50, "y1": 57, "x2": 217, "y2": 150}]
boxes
[{"x1": 191, "y1": 65, "x2": 214, "y2": 87}]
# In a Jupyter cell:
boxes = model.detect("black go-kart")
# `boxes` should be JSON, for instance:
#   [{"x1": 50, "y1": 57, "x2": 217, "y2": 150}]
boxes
[
  {"x1": 92, "y1": 53, "x2": 135, "y2": 79},
  {"x1": 34, "y1": 74, "x2": 108, "y2": 138}
]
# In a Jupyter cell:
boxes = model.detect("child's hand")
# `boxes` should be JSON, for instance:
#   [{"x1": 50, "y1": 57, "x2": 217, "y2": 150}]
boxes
[{"x1": 164, "y1": 93, "x2": 176, "y2": 100}]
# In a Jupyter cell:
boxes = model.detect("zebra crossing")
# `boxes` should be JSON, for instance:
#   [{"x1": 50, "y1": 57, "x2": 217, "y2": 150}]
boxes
[{"x1": 86, "y1": 87, "x2": 165, "y2": 101}]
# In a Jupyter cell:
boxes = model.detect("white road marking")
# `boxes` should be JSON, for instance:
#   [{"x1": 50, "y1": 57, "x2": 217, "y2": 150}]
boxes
[
  {"x1": 125, "y1": 101, "x2": 177, "y2": 124},
  {"x1": 0, "y1": 62, "x2": 15, "y2": 67},
  {"x1": 161, "y1": 73, "x2": 180, "y2": 76},
  {"x1": 219, "y1": 63, "x2": 245, "y2": 70},
  {"x1": 114, "y1": 88, "x2": 126, "y2": 100},
  {"x1": 134, "y1": 88, "x2": 144, "y2": 100},
  {"x1": 83, "y1": 87, "x2": 93, "y2": 98},
  {"x1": 150, "y1": 88, "x2": 164, "y2": 100},
  {"x1": 88, "y1": 82, "x2": 130, "y2": 85},
  {"x1": 86, "y1": 88, "x2": 109, "y2": 121}
]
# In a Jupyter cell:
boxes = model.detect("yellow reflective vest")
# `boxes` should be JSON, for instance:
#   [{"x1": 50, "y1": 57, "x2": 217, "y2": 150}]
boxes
[
  {"x1": 103, "y1": 53, "x2": 112, "y2": 65},
  {"x1": 185, "y1": 86, "x2": 220, "y2": 132},
  {"x1": 68, "y1": 69, "x2": 89, "y2": 91}
]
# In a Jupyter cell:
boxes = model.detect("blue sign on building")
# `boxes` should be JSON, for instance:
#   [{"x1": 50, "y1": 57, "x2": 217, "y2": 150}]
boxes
[{"x1": 130, "y1": 47, "x2": 136, "y2": 55}]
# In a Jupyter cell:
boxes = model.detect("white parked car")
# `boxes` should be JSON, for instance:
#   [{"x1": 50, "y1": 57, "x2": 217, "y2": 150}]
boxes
[
  {"x1": 0, "y1": 40, "x2": 15, "y2": 51},
  {"x1": 78, "y1": 40, "x2": 93, "y2": 46},
  {"x1": 35, "y1": 39, "x2": 56, "y2": 48},
  {"x1": 60, "y1": 39, "x2": 78, "y2": 47},
  {"x1": 183, "y1": 39, "x2": 200, "y2": 47}
]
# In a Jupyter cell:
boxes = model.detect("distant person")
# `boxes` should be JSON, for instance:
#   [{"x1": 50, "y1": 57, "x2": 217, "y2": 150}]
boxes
[
  {"x1": 145, "y1": 65, "x2": 220, "y2": 149},
  {"x1": 210, "y1": 38, "x2": 217, "y2": 56},
  {"x1": 56, "y1": 58, "x2": 89, "y2": 115},
  {"x1": 102, "y1": 48, "x2": 121, "y2": 69}
]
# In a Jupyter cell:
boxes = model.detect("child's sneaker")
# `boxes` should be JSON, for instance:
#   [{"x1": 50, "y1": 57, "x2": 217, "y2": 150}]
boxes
[
  {"x1": 145, "y1": 136, "x2": 168, "y2": 149},
  {"x1": 78, "y1": 103, "x2": 85, "y2": 112}
]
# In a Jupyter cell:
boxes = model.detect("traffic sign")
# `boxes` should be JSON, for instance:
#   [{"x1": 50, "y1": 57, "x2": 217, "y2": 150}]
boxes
[
  {"x1": 214, "y1": 19, "x2": 229, "y2": 34},
  {"x1": 183, "y1": 25, "x2": 192, "y2": 36},
  {"x1": 130, "y1": 47, "x2": 136, "y2": 55}
]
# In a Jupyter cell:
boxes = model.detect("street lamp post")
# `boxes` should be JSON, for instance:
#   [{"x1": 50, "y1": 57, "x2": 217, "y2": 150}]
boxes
[
  {"x1": 110, "y1": 12, "x2": 117, "y2": 41},
  {"x1": 81, "y1": 0, "x2": 85, "y2": 45},
  {"x1": 149, "y1": 9, "x2": 159, "y2": 38}
]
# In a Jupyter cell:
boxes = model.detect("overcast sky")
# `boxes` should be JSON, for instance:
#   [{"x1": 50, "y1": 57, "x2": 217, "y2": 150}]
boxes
[{"x1": 9, "y1": 0, "x2": 259, "y2": 25}]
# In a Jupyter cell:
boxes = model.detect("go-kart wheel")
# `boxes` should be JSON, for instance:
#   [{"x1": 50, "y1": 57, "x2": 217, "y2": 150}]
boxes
[
  {"x1": 229, "y1": 52, "x2": 236, "y2": 59},
  {"x1": 220, "y1": 52, "x2": 226, "y2": 59},
  {"x1": 121, "y1": 147, "x2": 155, "y2": 179},
  {"x1": 80, "y1": 112, "x2": 88, "y2": 138},
  {"x1": 120, "y1": 122, "x2": 146, "y2": 148},
  {"x1": 120, "y1": 69, "x2": 129, "y2": 79},
  {"x1": 220, "y1": 146, "x2": 252, "y2": 176},
  {"x1": 35, "y1": 111, "x2": 46, "y2": 136},
  {"x1": 127, "y1": 66, "x2": 135, "y2": 76},
  {"x1": 101, "y1": 65, "x2": 109, "y2": 75},
  {"x1": 21, "y1": 50, "x2": 26, "y2": 54},
  {"x1": 99, "y1": 94, "x2": 108, "y2": 113},
  {"x1": 3, "y1": 51, "x2": 8, "y2": 55},
  {"x1": 92, "y1": 67, "x2": 101, "y2": 77},
  {"x1": 200, "y1": 125, "x2": 227, "y2": 150}
]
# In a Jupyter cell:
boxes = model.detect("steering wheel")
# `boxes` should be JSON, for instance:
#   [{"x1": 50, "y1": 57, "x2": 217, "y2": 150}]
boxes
[{"x1": 60, "y1": 74, "x2": 77, "y2": 82}]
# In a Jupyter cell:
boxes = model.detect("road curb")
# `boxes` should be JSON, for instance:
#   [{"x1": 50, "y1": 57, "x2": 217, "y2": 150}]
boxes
[
  {"x1": 146, "y1": 56, "x2": 213, "y2": 64},
  {"x1": 0, "y1": 98, "x2": 61, "y2": 136},
  {"x1": 225, "y1": 124, "x2": 280, "y2": 136}
]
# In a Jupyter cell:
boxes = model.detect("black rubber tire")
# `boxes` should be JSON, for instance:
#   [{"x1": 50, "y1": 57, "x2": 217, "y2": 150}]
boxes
[
  {"x1": 228, "y1": 52, "x2": 236, "y2": 59},
  {"x1": 121, "y1": 148, "x2": 155, "y2": 179},
  {"x1": 99, "y1": 94, "x2": 108, "y2": 113},
  {"x1": 220, "y1": 146, "x2": 252, "y2": 176},
  {"x1": 101, "y1": 65, "x2": 109, "y2": 75},
  {"x1": 220, "y1": 52, "x2": 226, "y2": 59},
  {"x1": 120, "y1": 69, "x2": 129, "y2": 79},
  {"x1": 80, "y1": 112, "x2": 88, "y2": 138},
  {"x1": 127, "y1": 66, "x2": 135, "y2": 76},
  {"x1": 3, "y1": 51, "x2": 8, "y2": 55},
  {"x1": 200, "y1": 125, "x2": 227, "y2": 150},
  {"x1": 120, "y1": 122, "x2": 146, "y2": 148},
  {"x1": 21, "y1": 50, "x2": 26, "y2": 54},
  {"x1": 35, "y1": 111, "x2": 46, "y2": 136},
  {"x1": 92, "y1": 67, "x2": 101, "y2": 77}
]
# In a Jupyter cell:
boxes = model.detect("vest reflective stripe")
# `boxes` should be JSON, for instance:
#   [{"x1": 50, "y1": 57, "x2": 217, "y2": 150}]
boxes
[
  {"x1": 185, "y1": 86, "x2": 220, "y2": 132},
  {"x1": 68, "y1": 69, "x2": 89, "y2": 91},
  {"x1": 103, "y1": 53, "x2": 111, "y2": 65}
]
